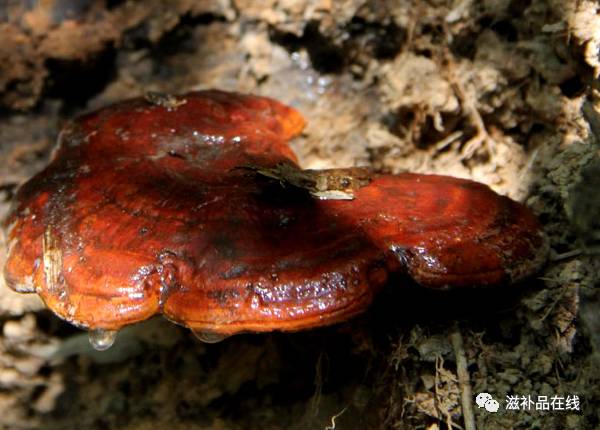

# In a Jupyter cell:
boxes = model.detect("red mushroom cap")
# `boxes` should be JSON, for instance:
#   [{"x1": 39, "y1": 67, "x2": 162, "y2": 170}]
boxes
[{"x1": 3, "y1": 90, "x2": 547, "y2": 342}]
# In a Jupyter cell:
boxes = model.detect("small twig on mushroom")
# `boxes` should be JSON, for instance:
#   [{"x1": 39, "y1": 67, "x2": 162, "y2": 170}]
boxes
[
  {"x1": 241, "y1": 163, "x2": 371, "y2": 200},
  {"x1": 451, "y1": 325, "x2": 476, "y2": 430}
]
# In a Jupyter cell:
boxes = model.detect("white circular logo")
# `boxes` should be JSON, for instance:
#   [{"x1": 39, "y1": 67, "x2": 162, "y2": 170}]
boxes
[
  {"x1": 484, "y1": 399, "x2": 500, "y2": 413},
  {"x1": 475, "y1": 392, "x2": 492, "y2": 408},
  {"x1": 475, "y1": 393, "x2": 500, "y2": 413}
]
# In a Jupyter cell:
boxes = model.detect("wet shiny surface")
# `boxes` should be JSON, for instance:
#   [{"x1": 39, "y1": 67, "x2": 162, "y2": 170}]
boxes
[{"x1": 3, "y1": 90, "x2": 547, "y2": 336}]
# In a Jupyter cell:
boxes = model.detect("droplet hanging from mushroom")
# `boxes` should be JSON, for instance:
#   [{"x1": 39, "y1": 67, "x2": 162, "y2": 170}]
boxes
[{"x1": 88, "y1": 329, "x2": 118, "y2": 351}]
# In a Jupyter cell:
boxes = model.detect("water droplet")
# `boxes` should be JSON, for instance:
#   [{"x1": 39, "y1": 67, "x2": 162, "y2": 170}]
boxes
[
  {"x1": 88, "y1": 329, "x2": 118, "y2": 351},
  {"x1": 191, "y1": 329, "x2": 229, "y2": 344}
]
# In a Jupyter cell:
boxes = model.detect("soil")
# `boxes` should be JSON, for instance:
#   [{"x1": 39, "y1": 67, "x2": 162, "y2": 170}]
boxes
[{"x1": 0, "y1": 1, "x2": 599, "y2": 429}]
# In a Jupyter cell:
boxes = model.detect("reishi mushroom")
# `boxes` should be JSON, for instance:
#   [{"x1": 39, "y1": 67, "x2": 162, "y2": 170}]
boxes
[{"x1": 3, "y1": 90, "x2": 548, "y2": 350}]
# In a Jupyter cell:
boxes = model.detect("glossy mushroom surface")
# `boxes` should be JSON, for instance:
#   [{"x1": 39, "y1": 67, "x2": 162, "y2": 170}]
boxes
[{"x1": 3, "y1": 90, "x2": 547, "y2": 342}]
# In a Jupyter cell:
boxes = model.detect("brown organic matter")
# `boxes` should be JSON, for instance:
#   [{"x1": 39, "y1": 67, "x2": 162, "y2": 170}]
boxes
[{"x1": 3, "y1": 91, "x2": 547, "y2": 336}]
